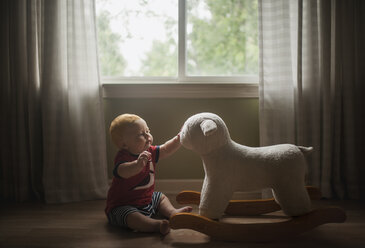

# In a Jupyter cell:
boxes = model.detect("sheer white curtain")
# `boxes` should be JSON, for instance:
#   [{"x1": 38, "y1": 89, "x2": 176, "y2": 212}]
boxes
[
  {"x1": 259, "y1": 0, "x2": 365, "y2": 199},
  {"x1": 1, "y1": 0, "x2": 109, "y2": 203}
]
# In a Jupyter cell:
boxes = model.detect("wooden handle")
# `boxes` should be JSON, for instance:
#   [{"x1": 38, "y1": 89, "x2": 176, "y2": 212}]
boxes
[
  {"x1": 176, "y1": 186, "x2": 322, "y2": 216},
  {"x1": 170, "y1": 207, "x2": 346, "y2": 242},
  {"x1": 225, "y1": 198, "x2": 281, "y2": 215},
  {"x1": 176, "y1": 190, "x2": 201, "y2": 205}
]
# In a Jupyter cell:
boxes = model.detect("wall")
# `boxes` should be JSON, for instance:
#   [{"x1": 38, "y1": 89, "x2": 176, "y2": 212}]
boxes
[{"x1": 103, "y1": 98, "x2": 259, "y2": 179}]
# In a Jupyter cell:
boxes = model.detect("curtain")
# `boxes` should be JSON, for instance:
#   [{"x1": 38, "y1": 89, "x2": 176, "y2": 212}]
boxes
[
  {"x1": 259, "y1": 0, "x2": 365, "y2": 199},
  {"x1": 0, "y1": 0, "x2": 109, "y2": 203}
]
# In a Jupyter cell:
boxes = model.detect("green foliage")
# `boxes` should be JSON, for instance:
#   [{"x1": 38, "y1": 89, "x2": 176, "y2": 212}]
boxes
[
  {"x1": 141, "y1": 39, "x2": 177, "y2": 77},
  {"x1": 96, "y1": 0, "x2": 258, "y2": 77},
  {"x1": 140, "y1": 9, "x2": 178, "y2": 77},
  {"x1": 96, "y1": 11, "x2": 126, "y2": 76},
  {"x1": 187, "y1": 0, "x2": 258, "y2": 76}
]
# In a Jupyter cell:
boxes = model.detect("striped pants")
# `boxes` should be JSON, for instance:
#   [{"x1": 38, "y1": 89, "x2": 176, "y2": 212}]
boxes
[{"x1": 107, "y1": 192, "x2": 163, "y2": 228}]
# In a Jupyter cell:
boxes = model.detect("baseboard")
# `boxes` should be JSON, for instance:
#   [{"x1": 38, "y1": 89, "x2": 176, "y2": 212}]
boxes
[{"x1": 155, "y1": 179, "x2": 262, "y2": 200}]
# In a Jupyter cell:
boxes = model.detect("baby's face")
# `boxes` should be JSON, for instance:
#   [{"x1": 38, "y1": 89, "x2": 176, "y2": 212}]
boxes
[{"x1": 123, "y1": 119, "x2": 153, "y2": 155}]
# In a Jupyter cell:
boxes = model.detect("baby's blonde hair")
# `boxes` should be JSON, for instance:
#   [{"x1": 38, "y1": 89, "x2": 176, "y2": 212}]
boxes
[{"x1": 109, "y1": 113, "x2": 141, "y2": 149}]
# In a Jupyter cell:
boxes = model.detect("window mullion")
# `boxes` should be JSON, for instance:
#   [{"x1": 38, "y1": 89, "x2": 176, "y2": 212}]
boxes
[{"x1": 178, "y1": 0, "x2": 187, "y2": 81}]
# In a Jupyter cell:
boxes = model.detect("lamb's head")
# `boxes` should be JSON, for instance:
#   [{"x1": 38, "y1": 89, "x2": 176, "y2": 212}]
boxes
[{"x1": 180, "y1": 112, "x2": 231, "y2": 155}]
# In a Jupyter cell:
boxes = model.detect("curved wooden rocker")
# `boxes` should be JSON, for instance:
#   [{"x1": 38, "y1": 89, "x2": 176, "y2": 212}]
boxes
[{"x1": 170, "y1": 186, "x2": 346, "y2": 242}]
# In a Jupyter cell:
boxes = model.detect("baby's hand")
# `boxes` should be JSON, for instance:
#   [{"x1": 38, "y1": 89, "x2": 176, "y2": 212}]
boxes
[
  {"x1": 175, "y1": 133, "x2": 181, "y2": 143},
  {"x1": 137, "y1": 151, "x2": 152, "y2": 167}
]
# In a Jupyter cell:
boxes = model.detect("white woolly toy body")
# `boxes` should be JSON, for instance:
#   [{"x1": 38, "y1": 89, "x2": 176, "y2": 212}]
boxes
[{"x1": 180, "y1": 112, "x2": 312, "y2": 219}]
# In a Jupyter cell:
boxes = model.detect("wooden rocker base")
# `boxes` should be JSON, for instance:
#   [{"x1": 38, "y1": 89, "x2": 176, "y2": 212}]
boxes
[
  {"x1": 170, "y1": 186, "x2": 346, "y2": 242},
  {"x1": 176, "y1": 186, "x2": 323, "y2": 216}
]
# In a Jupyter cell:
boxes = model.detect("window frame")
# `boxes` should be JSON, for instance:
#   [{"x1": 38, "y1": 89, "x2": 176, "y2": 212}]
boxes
[{"x1": 101, "y1": 0, "x2": 258, "y2": 98}]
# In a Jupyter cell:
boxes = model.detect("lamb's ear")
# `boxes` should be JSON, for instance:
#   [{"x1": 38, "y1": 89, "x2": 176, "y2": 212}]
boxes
[{"x1": 200, "y1": 119, "x2": 217, "y2": 136}]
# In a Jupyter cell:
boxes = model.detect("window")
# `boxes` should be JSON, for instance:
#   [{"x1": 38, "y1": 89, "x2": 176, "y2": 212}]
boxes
[
  {"x1": 96, "y1": 0, "x2": 258, "y2": 84},
  {"x1": 187, "y1": 0, "x2": 258, "y2": 77}
]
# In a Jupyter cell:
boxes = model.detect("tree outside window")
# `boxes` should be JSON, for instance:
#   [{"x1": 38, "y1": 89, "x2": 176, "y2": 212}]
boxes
[{"x1": 95, "y1": 0, "x2": 258, "y2": 79}]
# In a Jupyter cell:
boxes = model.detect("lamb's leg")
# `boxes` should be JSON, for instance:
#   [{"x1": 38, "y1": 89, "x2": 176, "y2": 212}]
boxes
[
  {"x1": 199, "y1": 178, "x2": 233, "y2": 220},
  {"x1": 272, "y1": 183, "x2": 311, "y2": 216}
]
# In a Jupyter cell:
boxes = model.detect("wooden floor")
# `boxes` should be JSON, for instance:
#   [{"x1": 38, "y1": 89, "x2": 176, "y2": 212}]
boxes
[{"x1": 1, "y1": 194, "x2": 365, "y2": 248}]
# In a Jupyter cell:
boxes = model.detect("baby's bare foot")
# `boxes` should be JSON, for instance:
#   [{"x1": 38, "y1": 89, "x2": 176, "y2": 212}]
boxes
[
  {"x1": 172, "y1": 206, "x2": 193, "y2": 216},
  {"x1": 160, "y1": 220, "x2": 170, "y2": 235}
]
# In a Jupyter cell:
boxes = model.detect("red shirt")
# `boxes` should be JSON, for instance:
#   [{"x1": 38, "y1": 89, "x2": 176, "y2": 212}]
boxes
[{"x1": 105, "y1": 146, "x2": 160, "y2": 214}]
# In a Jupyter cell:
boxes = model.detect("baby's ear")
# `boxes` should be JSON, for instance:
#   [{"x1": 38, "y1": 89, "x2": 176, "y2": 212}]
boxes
[{"x1": 200, "y1": 119, "x2": 217, "y2": 136}]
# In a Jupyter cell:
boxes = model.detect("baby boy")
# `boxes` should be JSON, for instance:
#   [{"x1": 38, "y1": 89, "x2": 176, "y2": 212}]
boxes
[{"x1": 105, "y1": 114, "x2": 192, "y2": 235}]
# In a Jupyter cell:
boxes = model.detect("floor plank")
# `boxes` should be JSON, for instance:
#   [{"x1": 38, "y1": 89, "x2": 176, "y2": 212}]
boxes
[{"x1": 1, "y1": 195, "x2": 364, "y2": 248}]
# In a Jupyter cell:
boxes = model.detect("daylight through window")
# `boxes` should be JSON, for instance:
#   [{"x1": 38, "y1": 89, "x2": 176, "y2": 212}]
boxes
[{"x1": 95, "y1": 0, "x2": 258, "y2": 81}]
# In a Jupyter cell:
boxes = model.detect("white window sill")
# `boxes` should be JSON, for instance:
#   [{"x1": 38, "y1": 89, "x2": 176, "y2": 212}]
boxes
[{"x1": 102, "y1": 82, "x2": 259, "y2": 99}]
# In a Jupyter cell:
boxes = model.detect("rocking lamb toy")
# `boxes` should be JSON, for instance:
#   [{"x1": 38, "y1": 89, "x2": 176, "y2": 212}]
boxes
[{"x1": 170, "y1": 112, "x2": 346, "y2": 242}]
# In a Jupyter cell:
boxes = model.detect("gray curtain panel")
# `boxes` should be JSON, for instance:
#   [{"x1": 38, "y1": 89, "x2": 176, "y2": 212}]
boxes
[
  {"x1": 259, "y1": 0, "x2": 365, "y2": 199},
  {"x1": 0, "y1": 0, "x2": 109, "y2": 203}
]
